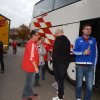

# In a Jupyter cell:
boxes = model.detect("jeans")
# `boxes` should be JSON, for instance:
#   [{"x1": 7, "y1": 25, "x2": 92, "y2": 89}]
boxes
[
  {"x1": 35, "y1": 64, "x2": 45, "y2": 81},
  {"x1": 54, "y1": 64, "x2": 68, "y2": 99},
  {"x1": 22, "y1": 72, "x2": 36, "y2": 99},
  {"x1": 42, "y1": 64, "x2": 46, "y2": 77},
  {"x1": 76, "y1": 65, "x2": 94, "y2": 100}
]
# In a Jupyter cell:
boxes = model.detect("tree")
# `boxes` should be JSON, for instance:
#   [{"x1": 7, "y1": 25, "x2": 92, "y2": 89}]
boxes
[
  {"x1": 10, "y1": 28, "x2": 18, "y2": 40},
  {"x1": 16, "y1": 24, "x2": 30, "y2": 44}
]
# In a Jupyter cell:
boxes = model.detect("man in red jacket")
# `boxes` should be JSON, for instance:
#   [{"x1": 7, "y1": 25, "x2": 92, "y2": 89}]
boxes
[{"x1": 22, "y1": 30, "x2": 40, "y2": 100}]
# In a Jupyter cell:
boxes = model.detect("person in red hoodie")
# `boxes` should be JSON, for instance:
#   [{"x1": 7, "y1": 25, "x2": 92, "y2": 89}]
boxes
[
  {"x1": 11, "y1": 39, "x2": 17, "y2": 55},
  {"x1": 22, "y1": 30, "x2": 40, "y2": 100}
]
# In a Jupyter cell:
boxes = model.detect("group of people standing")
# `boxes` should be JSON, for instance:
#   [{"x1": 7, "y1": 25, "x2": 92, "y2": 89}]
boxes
[
  {"x1": 21, "y1": 24, "x2": 97, "y2": 100},
  {"x1": 52, "y1": 24, "x2": 97, "y2": 100}
]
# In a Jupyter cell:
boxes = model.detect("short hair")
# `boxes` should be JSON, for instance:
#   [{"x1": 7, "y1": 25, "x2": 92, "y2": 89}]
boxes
[
  {"x1": 55, "y1": 28, "x2": 63, "y2": 33},
  {"x1": 41, "y1": 37, "x2": 45, "y2": 39},
  {"x1": 55, "y1": 28, "x2": 64, "y2": 37},
  {"x1": 30, "y1": 29, "x2": 39, "y2": 38},
  {"x1": 83, "y1": 24, "x2": 92, "y2": 30}
]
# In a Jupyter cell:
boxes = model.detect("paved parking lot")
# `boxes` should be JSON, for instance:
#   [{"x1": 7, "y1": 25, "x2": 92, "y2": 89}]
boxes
[{"x1": 0, "y1": 47, "x2": 100, "y2": 100}]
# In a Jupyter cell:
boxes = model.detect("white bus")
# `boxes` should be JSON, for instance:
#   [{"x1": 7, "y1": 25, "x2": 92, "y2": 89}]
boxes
[{"x1": 30, "y1": 0, "x2": 100, "y2": 86}]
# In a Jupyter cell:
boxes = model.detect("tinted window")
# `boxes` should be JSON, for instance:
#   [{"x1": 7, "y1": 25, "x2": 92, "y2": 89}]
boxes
[
  {"x1": 34, "y1": 0, "x2": 54, "y2": 17},
  {"x1": 54, "y1": 0, "x2": 80, "y2": 9}
]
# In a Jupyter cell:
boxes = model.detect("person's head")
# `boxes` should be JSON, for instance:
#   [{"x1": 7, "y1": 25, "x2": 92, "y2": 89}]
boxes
[
  {"x1": 55, "y1": 28, "x2": 64, "y2": 37},
  {"x1": 37, "y1": 40, "x2": 41, "y2": 45},
  {"x1": 30, "y1": 29, "x2": 40, "y2": 42},
  {"x1": 41, "y1": 37, "x2": 45, "y2": 43},
  {"x1": 82, "y1": 24, "x2": 92, "y2": 39}
]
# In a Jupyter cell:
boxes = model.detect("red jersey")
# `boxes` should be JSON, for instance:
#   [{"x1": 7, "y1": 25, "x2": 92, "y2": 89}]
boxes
[
  {"x1": 43, "y1": 43, "x2": 53, "y2": 61},
  {"x1": 12, "y1": 41, "x2": 17, "y2": 48},
  {"x1": 22, "y1": 39, "x2": 39, "y2": 72}
]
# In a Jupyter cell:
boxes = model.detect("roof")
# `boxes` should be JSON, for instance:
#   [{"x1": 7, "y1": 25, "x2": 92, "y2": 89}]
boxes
[
  {"x1": 0, "y1": 14, "x2": 10, "y2": 21},
  {"x1": 35, "y1": 0, "x2": 43, "y2": 6}
]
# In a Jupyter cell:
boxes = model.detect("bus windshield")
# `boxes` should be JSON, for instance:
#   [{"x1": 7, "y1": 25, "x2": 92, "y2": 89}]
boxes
[
  {"x1": 33, "y1": 0, "x2": 54, "y2": 17},
  {"x1": 54, "y1": 0, "x2": 81, "y2": 9},
  {"x1": 33, "y1": 0, "x2": 80, "y2": 18}
]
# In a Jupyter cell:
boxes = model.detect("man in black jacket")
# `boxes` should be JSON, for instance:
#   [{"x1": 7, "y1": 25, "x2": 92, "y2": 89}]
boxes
[
  {"x1": 52, "y1": 29, "x2": 70, "y2": 100},
  {"x1": 0, "y1": 41, "x2": 4, "y2": 73}
]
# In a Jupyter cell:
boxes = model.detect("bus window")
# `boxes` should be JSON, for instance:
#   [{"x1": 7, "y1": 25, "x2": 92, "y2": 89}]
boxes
[
  {"x1": 54, "y1": 0, "x2": 80, "y2": 9},
  {"x1": 33, "y1": 0, "x2": 54, "y2": 17}
]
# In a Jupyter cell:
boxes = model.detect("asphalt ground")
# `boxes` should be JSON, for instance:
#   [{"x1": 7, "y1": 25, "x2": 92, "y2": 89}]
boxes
[{"x1": 0, "y1": 47, "x2": 100, "y2": 100}]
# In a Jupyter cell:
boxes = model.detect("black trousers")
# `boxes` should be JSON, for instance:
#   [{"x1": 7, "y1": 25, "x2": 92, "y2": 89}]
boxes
[
  {"x1": 0, "y1": 54, "x2": 4, "y2": 71},
  {"x1": 35, "y1": 64, "x2": 45, "y2": 81},
  {"x1": 54, "y1": 64, "x2": 68, "y2": 99}
]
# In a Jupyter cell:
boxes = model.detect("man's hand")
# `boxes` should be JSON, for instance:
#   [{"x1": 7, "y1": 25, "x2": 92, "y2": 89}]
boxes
[
  {"x1": 83, "y1": 49, "x2": 90, "y2": 55},
  {"x1": 32, "y1": 61, "x2": 39, "y2": 73},
  {"x1": 35, "y1": 67, "x2": 39, "y2": 73}
]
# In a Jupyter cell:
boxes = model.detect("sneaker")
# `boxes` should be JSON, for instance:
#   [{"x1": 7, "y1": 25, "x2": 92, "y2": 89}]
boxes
[
  {"x1": 77, "y1": 99, "x2": 81, "y2": 100},
  {"x1": 52, "y1": 82, "x2": 58, "y2": 87},
  {"x1": 33, "y1": 93, "x2": 38, "y2": 96},
  {"x1": 52, "y1": 96, "x2": 63, "y2": 100},
  {"x1": 28, "y1": 94, "x2": 38, "y2": 100},
  {"x1": 55, "y1": 85, "x2": 58, "y2": 90},
  {"x1": 27, "y1": 98, "x2": 32, "y2": 100},
  {"x1": 28, "y1": 96, "x2": 37, "y2": 99}
]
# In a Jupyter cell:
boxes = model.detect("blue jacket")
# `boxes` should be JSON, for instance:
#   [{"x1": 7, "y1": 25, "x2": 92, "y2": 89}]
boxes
[{"x1": 73, "y1": 36, "x2": 97, "y2": 67}]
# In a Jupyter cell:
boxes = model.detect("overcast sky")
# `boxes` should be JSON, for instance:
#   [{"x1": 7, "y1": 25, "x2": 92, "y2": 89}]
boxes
[{"x1": 0, "y1": 0, "x2": 40, "y2": 28}]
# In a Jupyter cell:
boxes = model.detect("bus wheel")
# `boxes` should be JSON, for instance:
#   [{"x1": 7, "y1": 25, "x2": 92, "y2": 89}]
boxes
[
  {"x1": 47, "y1": 60, "x2": 54, "y2": 75},
  {"x1": 66, "y1": 62, "x2": 76, "y2": 85}
]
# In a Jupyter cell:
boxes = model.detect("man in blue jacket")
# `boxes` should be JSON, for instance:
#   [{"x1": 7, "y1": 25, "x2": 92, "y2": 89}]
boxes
[{"x1": 73, "y1": 24, "x2": 97, "y2": 100}]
